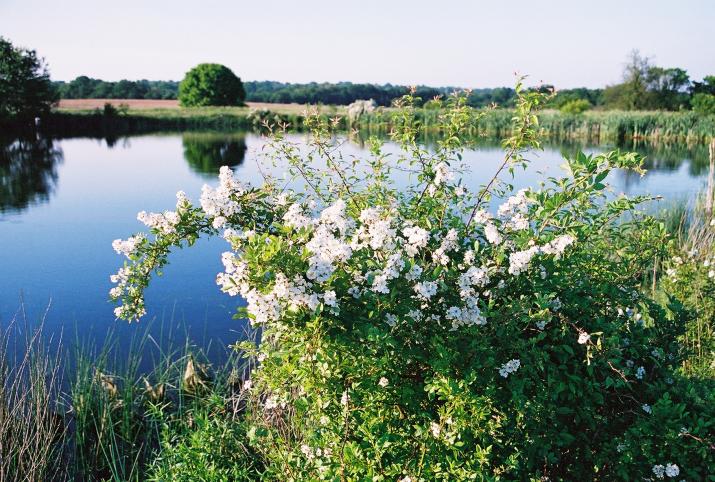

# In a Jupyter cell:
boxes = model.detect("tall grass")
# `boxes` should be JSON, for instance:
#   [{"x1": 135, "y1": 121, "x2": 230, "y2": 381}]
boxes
[
  {"x1": 0, "y1": 307, "x2": 64, "y2": 482},
  {"x1": 64, "y1": 320, "x2": 258, "y2": 481},
  {"x1": 354, "y1": 108, "x2": 715, "y2": 144},
  {"x1": 654, "y1": 140, "x2": 715, "y2": 377},
  {"x1": 0, "y1": 306, "x2": 261, "y2": 481}
]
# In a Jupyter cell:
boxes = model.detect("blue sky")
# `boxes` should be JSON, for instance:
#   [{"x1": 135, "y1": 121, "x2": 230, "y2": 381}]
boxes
[{"x1": 1, "y1": 0, "x2": 713, "y2": 88}]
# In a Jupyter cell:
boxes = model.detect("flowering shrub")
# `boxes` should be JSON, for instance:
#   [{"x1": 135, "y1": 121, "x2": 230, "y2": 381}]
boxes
[{"x1": 111, "y1": 85, "x2": 714, "y2": 479}]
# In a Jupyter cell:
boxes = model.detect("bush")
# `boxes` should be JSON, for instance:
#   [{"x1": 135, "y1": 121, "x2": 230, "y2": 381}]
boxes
[
  {"x1": 560, "y1": 98, "x2": 592, "y2": 114},
  {"x1": 178, "y1": 63, "x2": 246, "y2": 107},
  {"x1": 691, "y1": 93, "x2": 715, "y2": 116},
  {"x1": 147, "y1": 397, "x2": 262, "y2": 481},
  {"x1": 110, "y1": 83, "x2": 714, "y2": 479}
]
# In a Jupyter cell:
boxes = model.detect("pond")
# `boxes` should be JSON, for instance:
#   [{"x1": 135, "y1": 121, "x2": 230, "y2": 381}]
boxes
[{"x1": 0, "y1": 130, "x2": 711, "y2": 362}]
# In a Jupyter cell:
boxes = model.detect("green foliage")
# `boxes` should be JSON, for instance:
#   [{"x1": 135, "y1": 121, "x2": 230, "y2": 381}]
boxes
[
  {"x1": 692, "y1": 93, "x2": 715, "y2": 116},
  {"x1": 0, "y1": 37, "x2": 57, "y2": 122},
  {"x1": 147, "y1": 397, "x2": 262, "y2": 481},
  {"x1": 658, "y1": 192, "x2": 715, "y2": 378},
  {"x1": 109, "y1": 84, "x2": 714, "y2": 479},
  {"x1": 559, "y1": 98, "x2": 591, "y2": 114},
  {"x1": 179, "y1": 64, "x2": 246, "y2": 107}
]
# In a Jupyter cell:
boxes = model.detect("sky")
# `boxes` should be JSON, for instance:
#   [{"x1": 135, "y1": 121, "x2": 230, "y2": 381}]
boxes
[{"x1": 1, "y1": 0, "x2": 713, "y2": 89}]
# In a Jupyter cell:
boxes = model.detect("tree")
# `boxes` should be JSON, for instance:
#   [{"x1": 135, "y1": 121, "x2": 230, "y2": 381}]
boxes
[
  {"x1": 178, "y1": 64, "x2": 245, "y2": 107},
  {"x1": 645, "y1": 67, "x2": 690, "y2": 110},
  {"x1": 691, "y1": 93, "x2": 715, "y2": 115},
  {"x1": 603, "y1": 50, "x2": 651, "y2": 110},
  {"x1": 0, "y1": 37, "x2": 57, "y2": 122}
]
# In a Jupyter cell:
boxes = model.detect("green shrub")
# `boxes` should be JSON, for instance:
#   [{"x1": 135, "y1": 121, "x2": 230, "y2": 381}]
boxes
[
  {"x1": 179, "y1": 63, "x2": 246, "y2": 107},
  {"x1": 691, "y1": 93, "x2": 715, "y2": 116},
  {"x1": 559, "y1": 98, "x2": 591, "y2": 114},
  {"x1": 110, "y1": 83, "x2": 714, "y2": 479},
  {"x1": 147, "y1": 397, "x2": 262, "y2": 481}
]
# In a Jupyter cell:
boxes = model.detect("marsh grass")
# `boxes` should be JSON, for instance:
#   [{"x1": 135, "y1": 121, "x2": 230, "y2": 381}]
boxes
[
  {"x1": 0, "y1": 306, "x2": 64, "y2": 482},
  {"x1": 63, "y1": 319, "x2": 259, "y2": 481},
  {"x1": 0, "y1": 304, "x2": 261, "y2": 481}
]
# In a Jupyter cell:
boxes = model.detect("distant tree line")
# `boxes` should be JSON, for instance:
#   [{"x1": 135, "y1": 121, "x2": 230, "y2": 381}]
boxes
[
  {"x1": 54, "y1": 77, "x2": 180, "y2": 100},
  {"x1": 48, "y1": 51, "x2": 715, "y2": 115}
]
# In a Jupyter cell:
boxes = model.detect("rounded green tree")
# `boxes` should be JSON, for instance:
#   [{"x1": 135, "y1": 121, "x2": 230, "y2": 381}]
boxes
[{"x1": 178, "y1": 63, "x2": 245, "y2": 107}]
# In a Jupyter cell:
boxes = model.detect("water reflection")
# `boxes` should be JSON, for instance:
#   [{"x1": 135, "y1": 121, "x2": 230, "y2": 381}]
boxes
[
  {"x1": 182, "y1": 133, "x2": 247, "y2": 177},
  {"x1": 0, "y1": 136, "x2": 63, "y2": 213}
]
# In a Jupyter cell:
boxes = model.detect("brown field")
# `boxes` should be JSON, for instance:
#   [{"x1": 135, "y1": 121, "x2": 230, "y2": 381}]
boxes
[{"x1": 56, "y1": 99, "x2": 336, "y2": 115}]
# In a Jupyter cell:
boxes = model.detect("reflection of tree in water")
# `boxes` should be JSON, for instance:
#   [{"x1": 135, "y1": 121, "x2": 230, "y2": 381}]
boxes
[
  {"x1": 182, "y1": 133, "x2": 247, "y2": 177},
  {"x1": 0, "y1": 136, "x2": 63, "y2": 213}
]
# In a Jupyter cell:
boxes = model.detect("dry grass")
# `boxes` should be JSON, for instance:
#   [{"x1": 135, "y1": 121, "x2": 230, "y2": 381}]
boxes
[
  {"x1": 0, "y1": 308, "x2": 64, "y2": 482},
  {"x1": 56, "y1": 99, "x2": 339, "y2": 116}
]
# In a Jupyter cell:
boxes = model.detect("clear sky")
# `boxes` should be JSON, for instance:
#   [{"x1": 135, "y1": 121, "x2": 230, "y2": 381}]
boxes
[{"x1": 1, "y1": 0, "x2": 713, "y2": 88}]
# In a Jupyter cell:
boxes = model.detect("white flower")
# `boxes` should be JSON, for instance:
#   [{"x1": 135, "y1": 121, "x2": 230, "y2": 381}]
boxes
[
  {"x1": 340, "y1": 391, "x2": 349, "y2": 406},
  {"x1": 378, "y1": 377, "x2": 389, "y2": 387},
  {"x1": 709, "y1": 270, "x2": 715, "y2": 279},
  {"x1": 283, "y1": 203, "x2": 313, "y2": 230},
  {"x1": 112, "y1": 234, "x2": 144, "y2": 257},
  {"x1": 484, "y1": 222, "x2": 502, "y2": 245},
  {"x1": 536, "y1": 320, "x2": 547, "y2": 330},
  {"x1": 265, "y1": 396, "x2": 279, "y2": 410},
  {"x1": 616, "y1": 443, "x2": 626, "y2": 452},
  {"x1": 665, "y1": 463, "x2": 679, "y2": 477},
  {"x1": 243, "y1": 379, "x2": 252, "y2": 391},
  {"x1": 414, "y1": 281, "x2": 438, "y2": 301},
  {"x1": 137, "y1": 210, "x2": 181, "y2": 234},
  {"x1": 508, "y1": 246, "x2": 539, "y2": 275},
  {"x1": 200, "y1": 166, "x2": 245, "y2": 222},
  {"x1": 433, "y1": 161, "x2": 454, "y2": 187},
  {"x1": 642, "y1": 403, "x2": 652, "y2": 414},
  {"x1": 323, "y1": 290, "x2": 337, "y2": 307},
  {"x1": 430, "y1": 422, "x2": 441, "y2": 438},
  {"x1": 385, "y1": 313, "x2": 398, "y2": 327},
  {"x1": 403, "y1": 225, "x2": 430, "y2": 257},
  {"x1": 577, "y1": 332, "x2": 590, "y2": 344},
  {"x1": 636, "y1": 366, "x2": 646, "y2": 380},
  {"x1": 406, "y1": 263, "x2": 423, "y2": 281},
  {"x1": 498, "y1": 359, "x2": 521, "y2": 378},
  {"x1": 432, "y1": 228, "x2": 459, "y2": 265},
  {"x1": 652, "y1": 464, "x2": 665, "y2": 479},
  {"x1": 472, "y1": 209, "x2": 492, "y2": 224},
  {"x1": 541, "y1": 235, "x2": 575, "y2": 257}
]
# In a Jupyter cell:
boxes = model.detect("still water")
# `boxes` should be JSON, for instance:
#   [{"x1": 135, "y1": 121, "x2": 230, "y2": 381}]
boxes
[{"x1": 0, "y1": 131, "x2": 710, "y2": 359}]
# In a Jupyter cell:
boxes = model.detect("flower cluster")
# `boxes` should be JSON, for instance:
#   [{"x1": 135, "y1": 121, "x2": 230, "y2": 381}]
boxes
[
  {"x1": 498, "y1": 359, "x2": 521, "y2": 378},
  {"x1": 652, "y1": 463, "x2": 679, "y2": 479}
]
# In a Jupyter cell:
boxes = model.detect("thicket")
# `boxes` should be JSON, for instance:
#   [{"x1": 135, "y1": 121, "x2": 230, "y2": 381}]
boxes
[{"x1": 107, "y1": 83, "x2": 714, "y2": 480}]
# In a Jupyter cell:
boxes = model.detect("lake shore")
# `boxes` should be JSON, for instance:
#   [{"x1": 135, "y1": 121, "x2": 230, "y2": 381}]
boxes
[{"x1": 46, "y1": 99, "x2": 715, "y2": 144}]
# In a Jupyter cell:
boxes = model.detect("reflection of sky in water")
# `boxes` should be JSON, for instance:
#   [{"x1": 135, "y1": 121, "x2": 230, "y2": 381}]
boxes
[{"x1": 0, "y1": 132, "x2": 709, "y2": 361}]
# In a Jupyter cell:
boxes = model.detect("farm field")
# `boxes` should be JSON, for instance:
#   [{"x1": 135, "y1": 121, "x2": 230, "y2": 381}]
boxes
[{"x1": 57, "y1": 98, "x2": 341, "y2": 115}]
